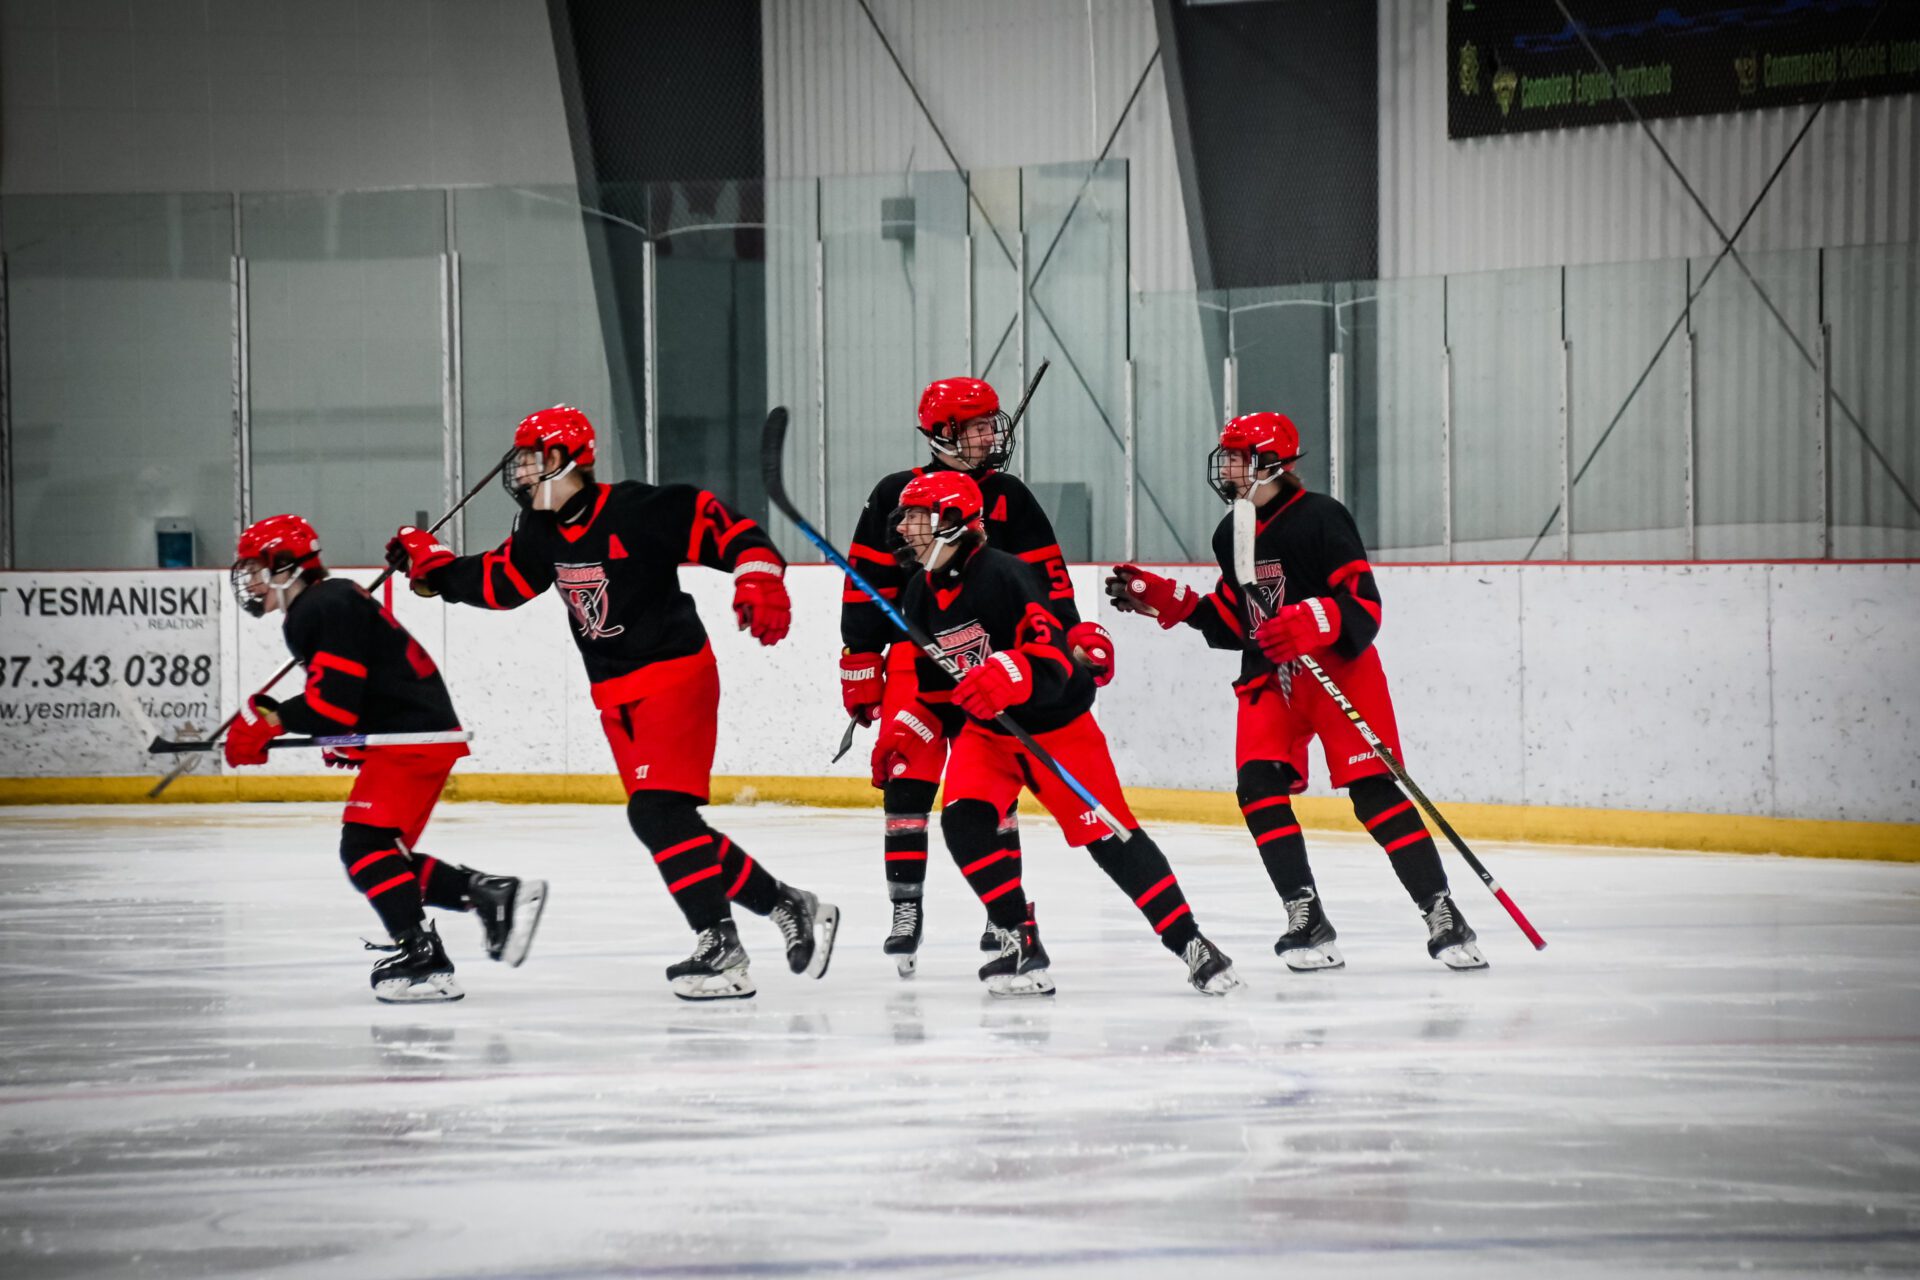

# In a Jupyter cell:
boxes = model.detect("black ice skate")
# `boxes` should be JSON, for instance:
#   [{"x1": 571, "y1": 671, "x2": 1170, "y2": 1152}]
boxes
[
  {"x1": 1274, "y1": 886, "x2": 1345, "y2": 972},
  {"x1": 979, "y1": 906, "x2": 1054, "y2": 998},
  {"x1": 466, "y1": 872, "x2": 548, "y2": 967},
  {"x1": 667, "y1": 919, "x2": 755, "y2": 1000},
  {"x1": 1422, "y1": 891, "x2": 1488, "y2": 970},
  {"x1": 770, "y1": 883, "x2": 840, "y2": 979},
  {"x1": 369, "y1": 922, "x2": 463, "y2": 1004},
  {"x1": 1181, "y1": 933, "x2": 1243, "y2": 996},
  {"x1": 883, "y1": 891, "x2": 923, "y2": 978}
]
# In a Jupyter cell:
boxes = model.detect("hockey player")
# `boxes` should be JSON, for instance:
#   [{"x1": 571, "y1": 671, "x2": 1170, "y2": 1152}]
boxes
[
  {"x1": 890, "y1": 470, "x2": 1238, "y2": 997},
  {"x1": 385, "y1": 406, "x2": 838, "y2": 1001},
  {"x1": 224, "y1": 513, "x2": 547, "y2": 1003},
  {"x1": 840, "y1": 376, "x2": 1115, "y2": 975},
  {"x1": 1104, "y1": 412, "x2": 1485, "y2": 971}
]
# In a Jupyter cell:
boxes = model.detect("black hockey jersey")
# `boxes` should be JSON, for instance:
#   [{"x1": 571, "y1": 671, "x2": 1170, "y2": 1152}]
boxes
[
  {"x1": 841, "y1": 463, "x2": 1079, "y2": 654},
  {"x1": 898, "y1": 543, "x2": 1095, "y2": 737},
  {"x1": 424, "y1": 481, "x2": 783, "y2": 707},
  {"x1": 1186, "y1": 486, "x2": 1385, "y2": 690},
  {"x1": 275, "y1": 577, "x2": 461, "y2": 736}
]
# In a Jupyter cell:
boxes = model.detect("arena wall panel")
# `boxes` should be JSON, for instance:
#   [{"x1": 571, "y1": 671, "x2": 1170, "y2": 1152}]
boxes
[{"x1": 1, "y1": 563, "x2": 1915, "y2": 834}]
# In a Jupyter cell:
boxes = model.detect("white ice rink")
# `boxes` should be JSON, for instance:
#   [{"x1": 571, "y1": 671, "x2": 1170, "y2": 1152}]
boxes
[{"x1": 1, "y1": 801, "x2": 1916, "y2": 1279}]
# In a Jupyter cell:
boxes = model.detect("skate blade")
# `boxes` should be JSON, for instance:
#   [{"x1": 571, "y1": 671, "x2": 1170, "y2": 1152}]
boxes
[
  {"x1": 1278, "y1": 941, "x2": 1345, "y2": 972},
  {"x1": 374, "y1": 972, "x2": 464, "y2": 1004},
  {"x1": 892, "y1": 951, "x2": 918, "y2": 978},
  {"x1": 987, "y1": 968, "x2": 1056, "y2": 998},
  {"x1": 1435, "y1": 942, "x2": 1488, "y2": 971},
  {"x1": 671, "y1": 967, "x2": 757, "y2": 1001},
  {"x1": 500, "y1": 880, "x2": 549, "y2": 968},
  {"x1": 804, "y1": 903, "x2": 840, "y2": 980},
  {"x1": 1194, "y1": 965, "x2": 1245, "y2": 996}
]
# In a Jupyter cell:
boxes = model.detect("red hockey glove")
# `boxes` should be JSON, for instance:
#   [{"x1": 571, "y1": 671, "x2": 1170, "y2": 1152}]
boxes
[
  {"x1": 223, "y1": 695, "x2": 284, "y2": 768},
  {"x1": 1067, "y1": 620, "x2": 1116, "y2": 687},
  {"x1": 953, "y1": 652, "x2": 1034, "y2": 721},
  {"x1": 840, "y1": 650, "x2": 885, "y2": 725},
  {"x1": 321, "y1": 746, "x2": 364, "y2": 771},
  {"x1": 1104, "y1": 565, "x2": 1199, "y2": 630},
  {"x1": 871, "y1": 701, "x2": 940, "y2": 789},
  {"x1": 385, "y1": 526, "x2": 454, "y2": 598},
  {"x1": 1255, "y1": 597, "x2": 1342, "y2": 665},
  {"x1": 732, "y1": 559, "x2": 791, "y2": 646}
]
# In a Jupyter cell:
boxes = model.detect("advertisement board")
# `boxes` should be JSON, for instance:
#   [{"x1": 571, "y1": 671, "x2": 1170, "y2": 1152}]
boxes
[
  {"x1": 1449, "y1": 0, "x2": 1920, "y2": 139},
  {"x1": 0, "y1": 573, "x2": 223, "y2": 776}
]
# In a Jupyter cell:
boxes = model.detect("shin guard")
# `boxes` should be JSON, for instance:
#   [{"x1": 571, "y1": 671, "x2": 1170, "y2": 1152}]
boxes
[
  {"x1": 943, "y1": 799, "x2": 1027, "y2": 928},
  {"x1": 1238, "y1": 761, "x2": 1312, "y2": 898},
  {"x1": 627, "y1": 791, "x2": 729, "y2": 930},
  {"x1": 1088, "y1": 830, "x2": 1199, "y2": 952},
  {"x1": 340, "y1": 823, "x2": 425, "y2": 939},
  {"x1": 1350, "y1": 775, "x2": 1448, "y2": 906}
]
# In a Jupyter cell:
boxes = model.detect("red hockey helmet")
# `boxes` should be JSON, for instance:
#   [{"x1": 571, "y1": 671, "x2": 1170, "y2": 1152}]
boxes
[
  {"x1": 504, "y1": 405, "x2": 596, "y2": 507},
  {"x1": 916, "y1": 377, "x2": 1014, "y2": 472},
  {"x1": 231, "y1": 513, "x2": 322, "y2": 617},
  {"x1": 1208, "y1": 411, "x2": 1305, "y2": 503},
  {"x1": 889, "y1": 470, "x2": 986, "y2": 569}
]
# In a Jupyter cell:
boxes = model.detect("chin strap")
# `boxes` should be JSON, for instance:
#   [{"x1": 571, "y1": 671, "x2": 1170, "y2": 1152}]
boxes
[{"x1": 537, "y1": 459, "x2": 578, "y2": 511}]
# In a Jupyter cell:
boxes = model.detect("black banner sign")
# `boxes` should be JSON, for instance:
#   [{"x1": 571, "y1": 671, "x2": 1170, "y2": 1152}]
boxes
[{"x1": 1449, "y1": 0, "x2": 1920, "y2": 139}]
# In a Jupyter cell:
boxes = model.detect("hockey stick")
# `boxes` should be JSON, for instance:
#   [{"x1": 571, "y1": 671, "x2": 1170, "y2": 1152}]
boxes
[
  {"x1": 149, "y1": 730, "x2": 474, "y2": 755},
  {"x1": 765, "y1": 404, "x2": 1132, "y2": 841},
  {"x1": 830, "y1": 358, "x2": 1053, "y2": 762},
  {"x1": 1231, "y1": 498, "x2": 1546, "y2": 950},
  {"x1": 148, "y1": 457, "x2": 508, "y2": 797}
]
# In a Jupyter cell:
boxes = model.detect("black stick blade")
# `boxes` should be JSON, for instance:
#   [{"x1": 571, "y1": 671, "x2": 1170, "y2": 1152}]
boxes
[{"x1": 760, "y1": 406, "x2": 795, "y2": 518}]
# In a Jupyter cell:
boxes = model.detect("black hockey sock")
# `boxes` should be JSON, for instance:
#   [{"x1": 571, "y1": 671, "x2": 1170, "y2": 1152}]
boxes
[
  {"x1": 1350, "y1": 775, "x2": 1448, "y2": 905},
  {"x1": 627, "y1": 791, "x2": 729, "y2": 931},
  {"x1": 942, "y1": 799, "x2": 1028, "y2": 929},
  {"x1": 1238, "y1": 761, "x2": 1313, "y2": 897},
  {"x1": 716, "y1": 832, "x2": 782, "y2": 916},
  {"x1": 340, "y1": 823, "x2": 425, "y2": 939},
  {"x1": 1088, "y1": 830, "x2": 1200, "y2": 952},
  {"x1": 411, "y1": 851, "x2": 473, "y2": 912},
  {"x1": 997, "y1": 806, "x2": 1024, "y2": 902},
  {"x1": 882, "y1": 778, "x2": 938, "y2": 893}
]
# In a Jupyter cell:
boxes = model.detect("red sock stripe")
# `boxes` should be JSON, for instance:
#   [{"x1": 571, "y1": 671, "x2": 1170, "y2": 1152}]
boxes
[
  {"x1": 884, "y1": 850, "x2": 928, "y2": 861},
  {"x1": 1152, "y1": 902, "x2": 1193, "y2": 935},
  {"x1": 1256, "y1": 824, "x2": 1302, "y2": 844},
  {"x1": 366, "y1": 872, "x2": 414, "y2": 899},
  {"x1": 725, "y1": 845, "x2": 754, "y2": 899},
  {"x1": 1382, "y1": 831, "x2": 1430, "y2": 855},
  {"x1": 417, "y1": 856, "x2": 438, "y2": 897},
  {"x1": 1241, "y1": 795, "x2": 1292, "y2": 816},
  {"x1": 1364, "y1": 800, "x2": 1414, "y2": 830},
  {"x1": 668, "y1": 864, "x2": 723, "y2": 894},
  {"x1": 348, "y1": 849, "x2": 401, "y2": 877},
  {"x1": 961, "y1": 849, "x2": 1011, "y2": 877},
  {"x1": 653, "y1": 834, "x2": 712, "y2": 865},
  {"x1": 979, "y1": 875, "x2": 1023, "y2": 904},
  {"x1": 1133, "y1": 873, "x2": 1177, "y2": 908}
]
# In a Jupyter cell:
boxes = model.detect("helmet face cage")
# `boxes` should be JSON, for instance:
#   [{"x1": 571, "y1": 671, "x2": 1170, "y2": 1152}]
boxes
[
  {"x1": 501, "y1": 442, "x2": 582, "y2": 508},
  {"x1": 887, "y1": 500, "x2": 978, "y2": 570},
  {"x1": 230, "y1": 553, "x2": 302, "y2": 617},
  {"x1": 923, "y1": 409, "x2": 1015, "y2": 473},
  {"x1": 1207, "y1": 443, "x2": 1290, "y2": 505}
]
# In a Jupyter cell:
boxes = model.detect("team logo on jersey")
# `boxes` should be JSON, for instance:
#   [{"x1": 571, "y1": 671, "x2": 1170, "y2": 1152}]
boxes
[
  {"x1": 934, "y1": 620, "x2": 993, "y2": 672},
  {"x1": 1245, "y1": 558, "x2": 1287, "y2": 627},
  {"x1": 556, "y1": 562, "x2": 625, "y2": 639}
]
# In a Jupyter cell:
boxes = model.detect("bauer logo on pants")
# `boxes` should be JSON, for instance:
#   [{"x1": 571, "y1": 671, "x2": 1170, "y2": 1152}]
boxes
[{"x1": 556, "y1": 563, "x2": 625, "y2": 640}]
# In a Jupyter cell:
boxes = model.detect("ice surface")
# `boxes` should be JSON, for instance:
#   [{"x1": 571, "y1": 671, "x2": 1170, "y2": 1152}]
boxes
[{"x1": 1, "y1": 802, "x2": 1917, "y2": 1279}]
